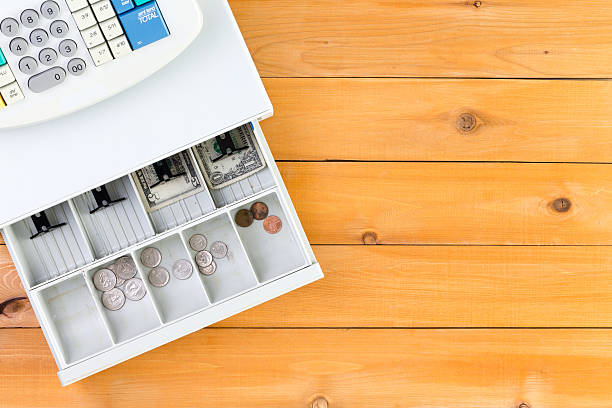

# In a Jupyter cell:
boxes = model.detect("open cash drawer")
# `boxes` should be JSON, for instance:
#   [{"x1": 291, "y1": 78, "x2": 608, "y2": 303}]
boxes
[{"x1": 0, "y1": 0, "x2": 322, "y2": 386}]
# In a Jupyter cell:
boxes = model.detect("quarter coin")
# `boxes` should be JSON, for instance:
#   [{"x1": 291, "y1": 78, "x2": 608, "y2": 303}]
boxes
[
  {"x1": 115, "y1": 276, "x2": 125, "y2": 287},
  {"x1": 198, "y1": 261, "x2": 216, "y2": 276},
  {"x1": 102, "y1": 288, "x2": 125, "y2": 311},
  {"x1": 263, "y1": 215, "x2": 283, "y2": 234},
  {"x1": 148, "y1": 266, "x2": 170, "y2": 287},
  {"x1": 172, "y1": 259, "x2": 193, "y2": 280},
  {"x1": 93, "y1": 268, "x2": 116, "y2": 292},
  {"x1": 189, "y1": 234, "x2": 207, "y2": 251},
  {"x1": 115, "y1": 256, "x2": 137, "y2": 280},
  {"x1": 210, "y1": 241, "x2": 228, "y2": 259},
  {"x1": 195, "y1": 250, "x2": 213, "y2": 267},
  {"x1": 124, "y1": 278, "x2": 146, "y2": 301},
  {"x1": 235, "y1": 209, "x2": 253, "y2": 227},
  {"x1": 250, "y1": 202, "x2": 269, "y2": 220},
  {"x1": 140, "y1": 247, "x2": 162, "y2": 268}
]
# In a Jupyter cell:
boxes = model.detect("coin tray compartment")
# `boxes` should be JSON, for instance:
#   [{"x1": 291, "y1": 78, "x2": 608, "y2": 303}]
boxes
[
  {"x1": 133, "y1": 234, "x2": 210, "y2": 323},
  {"x1": 147, "y1": 150, "x2": 217, "y2": 234},
  {"x1": 85, "y1": 257, "x2": 162, "y2": 344},
  {"x1": 231, "y1": 192, "x2": 309, "y2": 282},
  {"x1": 72, "y1": 176, "x2": 156, "y2": 259},
  {"x1": 181, "y1": 213, "x2": 258, "y2": 303},
  {"x1": 35, "y1": 275, "x2": 114, "y2": 365},
  {"x1": 3, "y1": 202, "x2": 95, "y2": 288}
]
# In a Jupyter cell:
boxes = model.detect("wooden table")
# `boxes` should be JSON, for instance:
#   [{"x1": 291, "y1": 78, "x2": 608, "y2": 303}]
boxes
[{"x1": 3, "y1": 1, "x2": 612, "y2": 406}]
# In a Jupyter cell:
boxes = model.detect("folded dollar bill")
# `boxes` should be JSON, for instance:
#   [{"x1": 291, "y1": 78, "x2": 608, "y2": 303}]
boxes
[{"x1": 192, "y1": 124, "x2": 266, "y2": 190}]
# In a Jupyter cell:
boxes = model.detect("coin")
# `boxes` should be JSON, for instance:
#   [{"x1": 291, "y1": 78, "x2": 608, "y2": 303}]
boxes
[
  {"x1": 250, "y1": 202, "x2": 269, "y2": 220},
  {"x1": 235, "y1": 209, "x2": 253, "y2": 227},
  {"x1": 210, "y1": 241, "x2": 228, "y2": 259},
  {"x1": 124, "y1": 278, "x2": 146, "y2": 301},
  {"x1": 173, "y1": 259, "x2": 193, "y2": 280},
  {"x1": 198, "y1": 261, "x2": 216, "y2": 276},
  {"x1": 195, "y1": 250, "x2": 213, "y2": 267},
  {"x1": 115, "y1": 276, "x2": 125, "y2": 287},
  {"x1": 263, "y1": 215, "x2": 283, "y2": 234},
  {"x1": 102, "y1": 288, "x2": 125, "y2": 311},
  {"x1": 93, "y1": 268, "x2": 116, "y2": 292},
  {"x1": 189, "y1": 234, "x2": 207, "y2": 251},
  {"x1": 148, "y1": 266, "x2": 170, "y2": 287},
  {"x1": 140, "y1": 247, "x2": 162, "y2": 268},
  {"x1": 114, "y1": 256, "x2": 138, "y2": 280}
]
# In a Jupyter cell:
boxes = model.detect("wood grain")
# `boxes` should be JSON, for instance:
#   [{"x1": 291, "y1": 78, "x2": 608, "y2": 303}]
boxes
[
  {"x1": 262, "y1": 78, "x2": 612, "y2": 162},
  {"x1": 3, "y1": 328, "x2": 612, "y2": 407},
  {"x1": 232, "y1": 0, "x2": 612, "y2": 78},
  {"x1": 279, "y1": 162, "x2": 612, "y2": 245}
]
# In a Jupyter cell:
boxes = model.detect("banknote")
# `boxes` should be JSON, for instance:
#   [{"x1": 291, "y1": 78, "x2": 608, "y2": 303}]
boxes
[
  {"x1": 192, "y1": 124, "x2": 267, "y2": 190},
  {"x1": 132, "y1": 150, "x2": 205, "y2": 212}
]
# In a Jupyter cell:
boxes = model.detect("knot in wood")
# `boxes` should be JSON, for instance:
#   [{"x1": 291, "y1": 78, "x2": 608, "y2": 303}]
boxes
[
  {"x1": 518, "y1": 403, "x2": 530, "y2": 408},
  {"x1": 362, "y1": 231, "x2": 378, "y2": 245},
  {"x1": 457, "y1": 113, "x2": 477, "y2": 132},
  {"x1": 552, "y1": 198, "x2": 571, "y2": 213},
  {"x1": 473, "y1": 1, "x2": 482, "y2": 7},
  {"x1": 312, "y1": 397, "x2": 328, "y2": 408}
]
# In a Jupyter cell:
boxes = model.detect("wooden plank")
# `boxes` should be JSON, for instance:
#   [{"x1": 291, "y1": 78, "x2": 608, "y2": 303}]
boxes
[
  {"x1": 262, "y1": 78, "x2": 612, "y2": 162},
  {"x1": 232, "y1": 0, "x2": 612, "y2": 78},
  {"x1": 279, "y1": 162, "x2": 612, "y2": 245},
  {"x1": 7, "y1": 245, "x2": 612, "y2": 328},
  {"x1": 3, "y1": 328, "x2": 612, "y2": 406},
  {"x1": 0, "y1": 245, "x2": 33, "y2": 328}
]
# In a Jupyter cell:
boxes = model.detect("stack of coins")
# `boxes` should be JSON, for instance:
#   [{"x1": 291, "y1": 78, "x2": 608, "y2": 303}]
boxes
[
  {"x1": 140, "y1": 246, "x2": 194, "y2": 288},
  {"x1": 235, "y1": 201, "x2": 283, "y2": 234},
  {"x1": 92, "y1": 256, "x2": 146, "y2": 312},
  {"x1": 188, "y1": 233, "x2": 228, "y2": 276}
]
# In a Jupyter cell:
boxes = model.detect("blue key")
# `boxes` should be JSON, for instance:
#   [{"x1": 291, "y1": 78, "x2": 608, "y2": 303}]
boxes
[
  {"x1": 118, "y1": 1, "x2": 169, "y2": 50},
  {"x1": 110, "y1": 0, "x2": 134, "y2": 14},
  {"x1": 0, "y1": 48, "x2": 5, "y2": 66}
]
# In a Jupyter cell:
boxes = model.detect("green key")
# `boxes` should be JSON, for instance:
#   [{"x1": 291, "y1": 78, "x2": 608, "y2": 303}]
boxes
[
  {"x1": 133, "y1": 0, "x2": 153, "y2": 5},
  {"x1": 0, "y1": 49, "x2": 5, "y2": 66}
]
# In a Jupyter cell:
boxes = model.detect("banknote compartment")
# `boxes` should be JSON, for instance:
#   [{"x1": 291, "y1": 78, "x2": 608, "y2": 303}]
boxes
[
  {"x1": 72, "y1": 176, "x2": 156, "y2": 259},
  {"x1": 231, "y1": 192, "x2": 309, "y2": 283},
  {"x1": 85, "y1": 256, "x2": 162, "y2": 344},
  {"x1": 181, "y1": 213, "x2": 258, "y2": 303},
  {"x1": 3, "y1": 201, "x2": 95, "y2": 288},
  {"x1": 133, "y1": 234, "x2": 210, "y2": 323},
  {"x1": 35, "y1": 274, "x2": 114, "y2": 366}
]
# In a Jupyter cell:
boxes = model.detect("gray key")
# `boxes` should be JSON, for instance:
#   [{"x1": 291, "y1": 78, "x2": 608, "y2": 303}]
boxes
[
  {"x1": 19, "y1": 56, "x2": 38, "y2": 75},
  {"x1": 58, "y1": 39, "x2": 77, "y2": 57},
  {"x1": 9, "y1": 37, "x2": 28, "y2": 56},
  {"x1": 30, "y1": 29, "x2": 49, "y2": 47},
  {"x1": 20, "y1": 9, "x2": 39, "y2": 28},
  {"x1": 67, "y1": 58, "x2": 86, "y2": 76},
  {"x1": 0, "y1": 18, "x2": 19, "y2": 37},
  {"x1": 40, "y1": 1, "x2": 61, "y2": 19},
  {"x1": 28, "y1": 67, "x2": 66, "y2": 93},
  {"x1": 49, "y1": 20, "x2": 69, "y2": 38},
  {"x1": 39, "y1": 48, "x2": 58, "y2": 66}
]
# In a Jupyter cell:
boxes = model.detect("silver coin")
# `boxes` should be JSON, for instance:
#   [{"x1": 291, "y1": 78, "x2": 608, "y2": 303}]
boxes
[
  {"x1": 210, "y1": 241, "x2": 228, "y2": 259},
  {"x1": 114, "y1": 256, "x2": 137, "y2": 280},
  {"x1": 148, "y1": 266, "x2": 170, "y2": 287},
  {"x1": 115, "y1": 276, "x2": 125, "y2": 287},
  {"x1": 172, "y1": 259, "x2": 193, "y2": 280},
  {"x1": 140, "y1": 247, "x2": 162, "y2": 268},
  {"x1": 198, "y1": 261, "x2": 216, "y2": 276},
  {"x1": 93, "y1": 268, "x2": 116, "y2": 292},
  {"x1": 102, "y1": 288, "x2": 125, "y2": 311},
  {"x1": 195, "y1": 250, "x2": 213, "y2": 267},
  {"x1": 189, "y1": 234, "x2": 207, "y2": 252},
  {"x1": 124, "y1": 278, "x2": 146, "y2": 301}
]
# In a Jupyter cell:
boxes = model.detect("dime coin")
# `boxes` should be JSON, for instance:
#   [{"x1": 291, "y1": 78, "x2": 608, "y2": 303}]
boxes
[
  {"x1": 124, "y1": 278, "x2": 146, "y2": 301},
  {"x1": 210, "y1": 241, "x2": 228, "y2": 259},
  {"x1": 102, "y1": 288, "x2": 125, "y2": 311},
  {"x1": 148, "y1": 266, "x2": 170, "y2": 287},
  {"x1": 250, "y1": 202, "x2": 269, "y2": 220},
  {"x1": 263, "y1": 215, "x2": 283, "y2": 234},
  {"x1": 198, "y1": 261, "x2": 216, "y2": 276},
  {"x1": 195, "y1": 250, "x2": 213, "y2": 267},
  {"x1": 189, "y1": 234, "x2": 207, "y2": 251},
  {"x1": 172, "y1": 259, "x2": 193, "y2": 280},
  {"x1": 235, "y1": 209, "x2": 253, "y2": 228},
  {"x1": 140, "y1": 247, "x2": 162, "y2": 268},
  {"x1": 93, "y1": 268, "x2": 116, "y2": 292},
  {"x1": 115, "y1": 257, "x2": 138, "y2": 280}
]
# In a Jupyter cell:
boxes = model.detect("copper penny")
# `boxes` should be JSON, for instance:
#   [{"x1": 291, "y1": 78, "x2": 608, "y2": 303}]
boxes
[
  {"x1": 250, "y1": 201, "x2": 269, "y2": 220},
  {"x1": 263, "y1": 215, "x2": 282, "y2": 234},
  {"x1": 235, "y1": 209, "x2": 253, "y2": 227}
]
